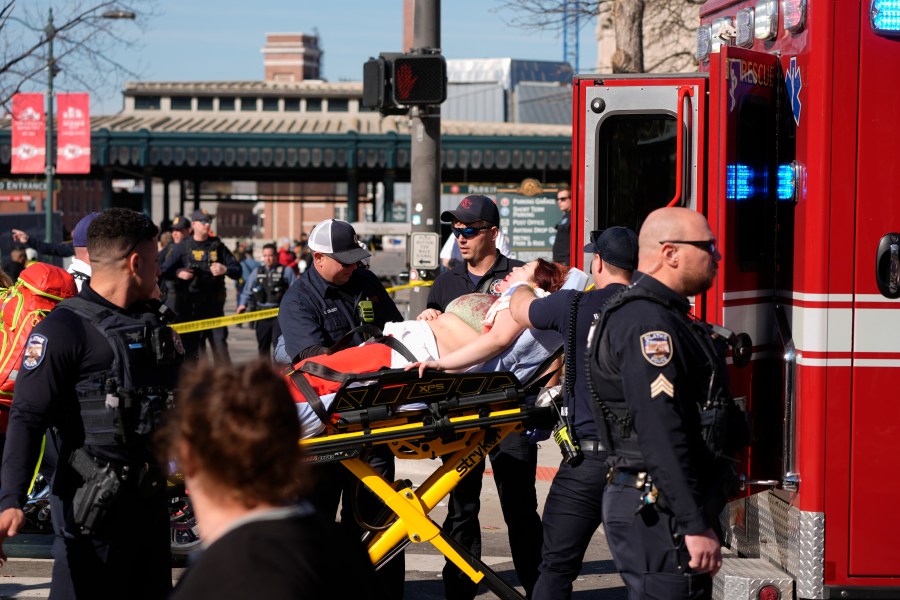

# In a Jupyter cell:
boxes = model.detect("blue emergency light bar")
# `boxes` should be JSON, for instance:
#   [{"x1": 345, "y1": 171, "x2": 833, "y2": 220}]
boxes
[
  {"x1": 726, "y1": 164, "x2": 756, "y2": 200},
  {"x1": 777, "y1": 164, "x2": 796, "y2": 200},
  {"x1": 872, "y1": 0, "x2": 900, "y2": 34},
  {"x1": 726, "y1": 163, "x2": 797, "y2": 201}
]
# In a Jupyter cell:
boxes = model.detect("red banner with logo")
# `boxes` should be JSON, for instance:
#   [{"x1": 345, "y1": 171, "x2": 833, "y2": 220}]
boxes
[
  {"x1": 11, "y1": 93, "x2": 46, "y2": 174},
  {"x1": 56, "y1": 93, "x2": 91, "y2": 174}
]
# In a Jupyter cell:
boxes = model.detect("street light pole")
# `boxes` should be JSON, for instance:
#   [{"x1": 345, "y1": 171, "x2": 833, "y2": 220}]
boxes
[
  {"x1": 31, "y1": 7, "x2": 137, "y2": 242},
  {"x1": 44, "y1": 8, "x2": 56, "y2": 243}
]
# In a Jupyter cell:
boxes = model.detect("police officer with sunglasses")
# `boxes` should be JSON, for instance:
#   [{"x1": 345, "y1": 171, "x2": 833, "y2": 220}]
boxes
[
  {"x1": 585, "y1": 207, "x2": 744, "y2": 600},
  {"x1": 420, "y1": 195, "x2": 543, "y2": 600}
]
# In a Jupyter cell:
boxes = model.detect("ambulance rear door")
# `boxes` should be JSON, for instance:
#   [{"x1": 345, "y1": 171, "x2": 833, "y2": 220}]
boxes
[{"x1": 575, "y1": 75, "x2": 706, "y2": 312}]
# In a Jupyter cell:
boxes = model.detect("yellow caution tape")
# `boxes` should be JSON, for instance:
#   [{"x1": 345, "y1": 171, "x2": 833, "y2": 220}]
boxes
[
  {"x1": 385, "y1": 281, "x2": 434, "y2": 293},
  {"x1": 173, "y1": 280, "x2": 435, "y2": 333},
  {"x1": 171, "y1": 308, "x2": 279, "y2": 334}
]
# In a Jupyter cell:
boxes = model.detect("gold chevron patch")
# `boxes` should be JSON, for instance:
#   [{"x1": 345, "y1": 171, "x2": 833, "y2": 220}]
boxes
[{"x1": 650, "y1": 374, "x2": 674, "y2": 399}]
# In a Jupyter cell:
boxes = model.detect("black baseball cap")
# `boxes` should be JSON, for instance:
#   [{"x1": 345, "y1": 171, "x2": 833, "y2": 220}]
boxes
[
  {"x1": 441, "y1": 195, "x2": 500, "y2": 227},
  {"x1": 191, "y1": 209, "x2": 214, "y2": 223},
  {"x1": 583, "y1": 227, "x2": 638, "y2": 270},
  {"x1": 170, "y1": 215, "x2": 191, "y2": 231},
  {"x1": 308, "y1": 219, "x2": 371, "y2": 265}
]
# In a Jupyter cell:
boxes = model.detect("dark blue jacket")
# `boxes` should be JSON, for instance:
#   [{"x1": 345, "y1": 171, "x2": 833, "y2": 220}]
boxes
[
  {"x1": 275, "y1": 266, "x2": 402, "y2": 364},
  {"x1": 28, "y1": 237, "x2": 75, "y2": 258},
  {"x1": 528, "y1": 284, "x2": 625, "y2": 442},
  {"x1": 426, "y1": 252, "x2": 523, "y2": 312}
]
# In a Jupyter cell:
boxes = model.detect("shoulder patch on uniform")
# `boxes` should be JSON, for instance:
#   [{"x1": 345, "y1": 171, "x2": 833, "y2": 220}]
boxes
[
  {"x1": 22, "y1": 334, "x2": 48, "y2": 370},
  {"x1": 640, "y1": 331, "x2": 673, "y2": 366},
  {"x1": 650, "y1": 373, "x2": 674, "y2": 398}
]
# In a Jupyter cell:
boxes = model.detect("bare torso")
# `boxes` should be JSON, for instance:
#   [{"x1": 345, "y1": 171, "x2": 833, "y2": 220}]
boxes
[
  {"x1": 426, "y1": 313, "x2": 480, "y2": 357},
  {"x1": 425, "y1": 293, "x2": 497, "y2": 357}
]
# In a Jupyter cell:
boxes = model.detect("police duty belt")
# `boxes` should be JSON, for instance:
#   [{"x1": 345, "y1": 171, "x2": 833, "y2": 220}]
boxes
[{"x1": 171, "y1": 308, "x2": 280, "y2": 334}]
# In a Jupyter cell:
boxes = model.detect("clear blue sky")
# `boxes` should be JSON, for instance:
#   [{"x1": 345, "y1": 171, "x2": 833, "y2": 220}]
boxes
[{"x1": 27, "y1": 0, "x2": 598, "y2": 113}]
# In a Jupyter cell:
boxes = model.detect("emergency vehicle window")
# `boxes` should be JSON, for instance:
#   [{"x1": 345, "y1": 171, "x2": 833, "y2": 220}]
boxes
[
  {"x1": 596, "y1": 115, "x2": 677, "y2": 232},
  {"x1": 732, "y1": 97, "x2": 774, "y2": 271}
]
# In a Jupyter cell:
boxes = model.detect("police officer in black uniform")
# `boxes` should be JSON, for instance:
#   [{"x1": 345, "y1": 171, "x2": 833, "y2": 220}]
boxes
[
  {"x1": 586, "y1": 207, "x2": 744, "y2": 600},
  {"x1": 509, "y1": 227, "x2": 637, "y2": 600},
  {"x1": 421, "y1": 195, "x2": 542, "y2": 600},
  {"x1": 166, "y1": 209, "x2": 241, "y2": 364},
  {"x1": 272, "y1": 219, "x2": 405, "y2": 598},
  {"x1": 0, "y1": 208, "x2": 183, "y2": 598},
  {"x1": 237, "y1": 242, "x2": 297, "y2": 357},
  {"x1": 552, "y1": 187, "x2": 572, "y2": 265},
  {"x1": 158, "y1": 214, "x2": 191, "y2": 320}
]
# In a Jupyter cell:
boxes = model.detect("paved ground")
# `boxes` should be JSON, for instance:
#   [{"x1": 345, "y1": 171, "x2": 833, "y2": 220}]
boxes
[{"x1": 0, "y1": 289, "x2": 627, "y2": 599}]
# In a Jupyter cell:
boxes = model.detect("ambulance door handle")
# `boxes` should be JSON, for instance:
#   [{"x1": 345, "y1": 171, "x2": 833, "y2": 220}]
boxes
[
  {"x1": 875, "y1": 233, "x2": 900, "y2": 298},
  {"x1": 667, "y1": 86, "x2": 693, "y2": 208}
]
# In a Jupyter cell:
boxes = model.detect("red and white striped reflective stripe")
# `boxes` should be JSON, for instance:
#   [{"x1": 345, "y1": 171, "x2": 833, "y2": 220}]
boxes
[{"x1": 721, "y1": 291, "x2": 900, "y2": 367}]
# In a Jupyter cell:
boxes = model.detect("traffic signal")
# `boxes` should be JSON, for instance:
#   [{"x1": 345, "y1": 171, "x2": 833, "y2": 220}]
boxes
[
  {"x1": 390, "y1": 55, "x2": 447, "y2": 105},
  {"x1": 362, "y1": 56, "x2": 390, "y2": 110},
  {"x1": 362, "y1": 53, "x2": 447, "y2": 113}
]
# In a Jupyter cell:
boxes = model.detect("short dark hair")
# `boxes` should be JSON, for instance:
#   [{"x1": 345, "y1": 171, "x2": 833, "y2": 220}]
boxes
[
  {"x1": 262, "y1": 242, "x2": 277, "y2": 253},
  {"x1": 157, "y1": 360, "x2": 308, "y2": 508},
  {"x1": 87, "y1": 208, "x2": 159, "y2": 262}
]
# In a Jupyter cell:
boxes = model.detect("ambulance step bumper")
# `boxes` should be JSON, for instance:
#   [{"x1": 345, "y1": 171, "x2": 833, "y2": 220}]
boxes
[{"x1": 714, "y1": 555, "x2": 795, "y2": 600}]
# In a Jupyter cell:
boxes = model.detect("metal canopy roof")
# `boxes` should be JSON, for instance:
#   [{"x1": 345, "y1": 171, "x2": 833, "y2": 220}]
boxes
[{"x1": 0, "y1": 112, "x2": 571, "y2": 183}]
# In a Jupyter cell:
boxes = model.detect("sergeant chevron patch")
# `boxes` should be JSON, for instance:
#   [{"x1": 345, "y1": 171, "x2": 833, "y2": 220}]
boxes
[{"x1": 650, "y1": 374, "x2": 674, "y2": 399}]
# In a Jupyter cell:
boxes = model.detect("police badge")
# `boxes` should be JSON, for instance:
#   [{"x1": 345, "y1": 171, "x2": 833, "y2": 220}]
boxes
[
  {"x1": 640, "y1": 331, "x2": 673, "y2": 366},
  {"x1": 23, "y1": 334, "x2": 48, "y2": 370}
]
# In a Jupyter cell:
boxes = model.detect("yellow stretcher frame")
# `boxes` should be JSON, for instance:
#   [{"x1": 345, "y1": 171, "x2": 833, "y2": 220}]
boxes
[{"x1": 297, "y1": 369, "x2": 552, "y2": 600}]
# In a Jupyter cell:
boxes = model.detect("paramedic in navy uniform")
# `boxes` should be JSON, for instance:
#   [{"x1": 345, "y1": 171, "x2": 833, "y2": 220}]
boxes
[
  {"x1": 0, "y1": 208, "x2": 181, "y2": 599},
  {"x1": 587, "y1": 207, "x2": 727, "y2": 600},
  {"x1": 509, "y1": 227, "x2": 637, "y2": 600},
  {"x1": 273, "y1": 218, "x2": 405, "y2": 598},
  {"x1": 274, "y1": 219, "x2": 401, "y2": 364},
  {"x1": 420, "y1": 195, "x2": 542, "y2": 600}
]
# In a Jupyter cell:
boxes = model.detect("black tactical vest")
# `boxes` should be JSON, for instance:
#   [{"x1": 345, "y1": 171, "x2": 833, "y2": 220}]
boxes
[
  {"x1": 61, "y1": 297, "x2": 184, "y2": 449},
  {"x1": 253, "y1": 265, "x2": 288, "y2": 306},
  {"x1": 585, "y1": 285, "x2": 748, "y2": 464}
]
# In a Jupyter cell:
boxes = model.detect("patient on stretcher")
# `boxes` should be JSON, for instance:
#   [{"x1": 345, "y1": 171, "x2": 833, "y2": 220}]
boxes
[{"x1": 290, "y1": 259, "x2": 589, "y2": 438}]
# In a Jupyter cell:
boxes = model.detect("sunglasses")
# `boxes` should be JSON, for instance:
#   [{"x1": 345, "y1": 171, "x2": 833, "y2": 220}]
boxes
[
  {"x1": 557, "y1": 195, "x2": 571, "y2": 201},
  {"x1": 659, "y1": 239, "x2": 718, "y2": 255},
  {"x1": 452, "y1": 226, "x2": 491, "y2": 239}
]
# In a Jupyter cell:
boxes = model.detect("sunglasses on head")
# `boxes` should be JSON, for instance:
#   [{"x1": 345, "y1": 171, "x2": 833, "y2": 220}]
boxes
[{"x1": 452, "y1": 226, "x2": 491, "y2": 239}]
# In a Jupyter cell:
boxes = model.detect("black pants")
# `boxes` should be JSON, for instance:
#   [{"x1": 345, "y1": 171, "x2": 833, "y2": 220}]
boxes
[
  {"x1": 531, "y1": 450, "x2": 608, "y2": 600},
  {"x1": 48, "y1": 481, "x2": 171, "y2": 599},
  {"x1": 181, "y1": 300, "x2": 230, "y2": 365},
  {"x1": 308, "y1": 446, "x2": 404, "y2": 599},
  {"x1": 255, "y1": 315, "x2": 281, "y2": 358},
  {"x1": 603, "y1": 483, "x2": 712, "y2": 600},
  {"x1": 442, "y1": 431, "x2": 542, "y2": 600}
]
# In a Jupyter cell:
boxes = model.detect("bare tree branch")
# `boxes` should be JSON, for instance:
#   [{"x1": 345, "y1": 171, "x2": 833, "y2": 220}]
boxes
[
  {"x1": 493, "y1": 0, "x2": 699, "y2": 74},
  {"x1": 0, "y1": 0, "x2": 159, "y2": 110}
]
